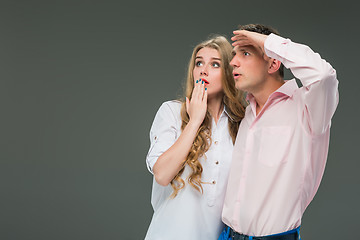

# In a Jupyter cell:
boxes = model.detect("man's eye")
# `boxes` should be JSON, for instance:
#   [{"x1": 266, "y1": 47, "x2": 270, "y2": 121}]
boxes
[{"x1": 243, "y1": 52, "x2": 250, "y2": 56}]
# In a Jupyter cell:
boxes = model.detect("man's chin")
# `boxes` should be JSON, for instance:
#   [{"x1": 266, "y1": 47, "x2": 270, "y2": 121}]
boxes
[{"x1": 235, "y1": 83, "x2": 246, "y2": 91}]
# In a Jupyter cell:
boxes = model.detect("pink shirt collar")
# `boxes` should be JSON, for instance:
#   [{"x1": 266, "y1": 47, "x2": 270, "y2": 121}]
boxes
[
  {"x1": 246, "y1": 79, "x2": 298, "y2": 103},
  {"x1": 245, "y1": 79, "x2": 299, "y2": 117}
]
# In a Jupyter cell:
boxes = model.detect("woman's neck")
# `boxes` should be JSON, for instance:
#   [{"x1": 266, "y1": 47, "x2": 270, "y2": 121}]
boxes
[{"x1": 207, "y1": 94, "x2": 224, "y2": 124}]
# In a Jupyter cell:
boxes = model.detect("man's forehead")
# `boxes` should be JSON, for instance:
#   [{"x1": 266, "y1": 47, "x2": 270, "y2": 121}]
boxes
[
  {"x1": 233, "y1": 45, "x2": 256, "y2": 52},
  {"x1": 232, "y1": 45, "x2": 263, "y2": 56}
]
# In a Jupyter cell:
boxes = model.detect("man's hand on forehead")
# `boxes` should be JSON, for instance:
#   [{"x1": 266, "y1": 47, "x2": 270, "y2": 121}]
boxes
[
  {"x1": 231, "y1": 30, "x2": 267, "y2": 47},
  {"x1": 231, "y1": 30, "x2": 269, "y2": 59}
]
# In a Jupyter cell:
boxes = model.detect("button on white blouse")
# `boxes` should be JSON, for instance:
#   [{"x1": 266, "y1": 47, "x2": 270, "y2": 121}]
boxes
[{"x1": 145, "y1": 100, "x2": 234, "y2": 240}]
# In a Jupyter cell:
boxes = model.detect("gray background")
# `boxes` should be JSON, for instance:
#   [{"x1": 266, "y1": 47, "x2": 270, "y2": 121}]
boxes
[{"x1": 1, "y1": 0, "x2": 358, "y2": 239}]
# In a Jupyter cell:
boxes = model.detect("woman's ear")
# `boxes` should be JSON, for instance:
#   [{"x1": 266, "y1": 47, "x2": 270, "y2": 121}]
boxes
[{"x1": 268, "y1": 58, "x2": 281, "y2": 75}]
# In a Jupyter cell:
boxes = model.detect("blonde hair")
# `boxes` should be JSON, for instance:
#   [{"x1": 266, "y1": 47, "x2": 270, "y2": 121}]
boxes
[{"x1": 170, "y1": 36, "x2": 246, "y2": 197}]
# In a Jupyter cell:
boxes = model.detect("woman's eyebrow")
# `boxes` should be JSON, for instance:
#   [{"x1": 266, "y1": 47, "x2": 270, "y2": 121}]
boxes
[
  {"x1": 196, "y1": 56, "x2": 221, "y2": 61},
  {"x1": 195, "y1": 56, "x2": 221, "y2": 63}
]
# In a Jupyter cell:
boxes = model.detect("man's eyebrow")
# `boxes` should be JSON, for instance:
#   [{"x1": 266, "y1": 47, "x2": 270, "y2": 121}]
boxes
[
  {"x1": 242, "y1": 45, "x2": 258, "y2": 52},
  {"x1": 234, "y1": 45, "x2": 254, "y2": 51}
]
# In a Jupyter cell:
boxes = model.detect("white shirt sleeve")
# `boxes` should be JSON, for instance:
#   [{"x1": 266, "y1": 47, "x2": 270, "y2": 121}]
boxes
[
  {"x1": 146, "y1": 101, "x2": 181, "y2": 173},
  {"x1": 264, "y1": 33, "x2": 339, "y2": 135}
]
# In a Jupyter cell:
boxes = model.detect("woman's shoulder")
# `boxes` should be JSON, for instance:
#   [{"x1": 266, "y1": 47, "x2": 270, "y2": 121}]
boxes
[
  {"x1": 153, "y1": 100, "x2": 183, "y2": 123},
  {"x1": 158, "y1": 100, "x2": 182, "y2": 114},
  {"x1": 162, "y1": 100, "x2": 182, "y2": 108}
]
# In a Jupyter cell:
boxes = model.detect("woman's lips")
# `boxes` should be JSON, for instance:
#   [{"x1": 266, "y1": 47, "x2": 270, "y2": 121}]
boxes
[{"x1": 201, "y1": 78, "x2": 209, "y2": 85}]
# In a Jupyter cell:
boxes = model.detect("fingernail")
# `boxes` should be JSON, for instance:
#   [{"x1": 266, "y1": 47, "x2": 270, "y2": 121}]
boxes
[
  {"x1": 196, "y1": 80, "x2": 198, "y2": 83},
  {"x1": 202, "y1": 81, "x2": 204, "y2": 84},
  {"x1": 205, "y1": 88, "x2": 207, "y2": 90}
]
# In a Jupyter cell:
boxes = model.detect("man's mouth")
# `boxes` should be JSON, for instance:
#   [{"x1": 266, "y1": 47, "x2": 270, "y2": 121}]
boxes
[{"x1": 233, "y1": 72, "x2": 241, "y2": 79}]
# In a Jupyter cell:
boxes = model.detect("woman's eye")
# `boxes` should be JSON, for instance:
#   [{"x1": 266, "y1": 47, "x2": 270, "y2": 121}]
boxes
[
  {"x1": 212, "y1": 62, "x2": 220, "y2": 68},
  {"x1": 195, "y1": 61, "x2": 203, "y2": 66}
]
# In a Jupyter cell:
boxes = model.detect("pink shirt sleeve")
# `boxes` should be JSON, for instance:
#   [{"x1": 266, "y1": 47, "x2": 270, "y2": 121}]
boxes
[{"x1": 264, "y1": 33, "x2": 339, "y2": 135}]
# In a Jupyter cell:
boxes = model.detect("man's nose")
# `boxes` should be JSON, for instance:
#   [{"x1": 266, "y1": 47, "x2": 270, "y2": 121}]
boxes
[{"x1": 230, "y1": 56, "x2": 239, "y2": 68}]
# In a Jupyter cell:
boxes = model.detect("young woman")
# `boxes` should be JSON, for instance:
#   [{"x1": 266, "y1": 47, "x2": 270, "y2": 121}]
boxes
[{"x1": 145, "y1": 36, "x2": 246, "y2": 240}]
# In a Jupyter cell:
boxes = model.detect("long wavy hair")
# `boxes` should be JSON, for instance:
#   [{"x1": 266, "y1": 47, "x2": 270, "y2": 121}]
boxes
[{"x1": 170, "y1": 36, "x2": 246, "y2": 197}]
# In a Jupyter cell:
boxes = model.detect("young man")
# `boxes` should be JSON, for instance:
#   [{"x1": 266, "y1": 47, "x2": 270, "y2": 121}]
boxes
[{"x1": 219, "y1": 24, "x2": 339, "y2": 240}]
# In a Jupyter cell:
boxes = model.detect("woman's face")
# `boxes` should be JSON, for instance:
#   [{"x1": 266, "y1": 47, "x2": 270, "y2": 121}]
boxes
[{"x1": 193, "y1": 47, "x2": 223, "y2": 98}]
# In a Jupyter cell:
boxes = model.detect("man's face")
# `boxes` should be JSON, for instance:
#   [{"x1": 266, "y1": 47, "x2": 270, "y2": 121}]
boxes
[{"x1": 230, "y1": 45, "x2": 270, "y2": 94}]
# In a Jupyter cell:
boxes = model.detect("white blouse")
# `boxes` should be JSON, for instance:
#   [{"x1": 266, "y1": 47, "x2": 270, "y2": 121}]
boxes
[{"x1": 145, "y1": 100, "x2": 234, "y2": 240}]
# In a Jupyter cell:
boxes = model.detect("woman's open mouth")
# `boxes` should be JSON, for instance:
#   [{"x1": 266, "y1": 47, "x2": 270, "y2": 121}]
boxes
[{"x1": 201, "y1": 79, "x2": 209, "y2": 85}]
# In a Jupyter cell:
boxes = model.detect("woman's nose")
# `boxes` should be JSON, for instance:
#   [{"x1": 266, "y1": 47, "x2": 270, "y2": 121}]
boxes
[{"x1": 200, "y1": 66, "x2": 208, "y2": 76}]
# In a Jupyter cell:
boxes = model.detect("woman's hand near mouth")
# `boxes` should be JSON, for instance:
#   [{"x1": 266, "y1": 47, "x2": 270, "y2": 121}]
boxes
[{"x1": 186, "y1": 78, "x2": 208, "y2": 127}]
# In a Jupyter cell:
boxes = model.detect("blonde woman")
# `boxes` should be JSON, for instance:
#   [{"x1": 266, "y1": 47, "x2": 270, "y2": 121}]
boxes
[{"x1": 145, "y1": 36, "x2": 246, "y2": 240}]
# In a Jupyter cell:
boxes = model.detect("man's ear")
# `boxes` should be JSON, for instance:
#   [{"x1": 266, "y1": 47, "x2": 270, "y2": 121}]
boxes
[{"x1": 268, "y1": 58, "x2": 281, "y2": 75}]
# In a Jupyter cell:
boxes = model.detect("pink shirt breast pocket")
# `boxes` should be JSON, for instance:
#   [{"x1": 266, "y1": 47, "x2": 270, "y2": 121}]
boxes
[{"x1": 257, "y1": 126, "x2": 292, "y2": 167}]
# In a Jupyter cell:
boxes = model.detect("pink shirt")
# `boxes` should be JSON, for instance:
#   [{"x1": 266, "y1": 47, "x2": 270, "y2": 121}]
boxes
[{"x1": 222, "y1": 34, "x2": 339, "y2": 236}]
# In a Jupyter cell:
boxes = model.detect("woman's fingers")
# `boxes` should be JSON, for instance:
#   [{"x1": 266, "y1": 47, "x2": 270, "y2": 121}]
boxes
[
  {"x1": 192, "y1": 79, "x2": 200, "y2": 100},
  {"x1": 192, "y1": 78, "x2": 205, "y2": 101},
  {"x1": 198, "y1": 79, "x2": 205, "y2": 101},
  {"x1": 203, "y1": 87, "x2": 208, "y2": 103}
]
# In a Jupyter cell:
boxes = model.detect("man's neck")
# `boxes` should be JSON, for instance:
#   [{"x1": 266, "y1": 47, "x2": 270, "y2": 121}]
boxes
[{"x1": 253, "y1": 79, "x2": 285, "y2": 115}]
